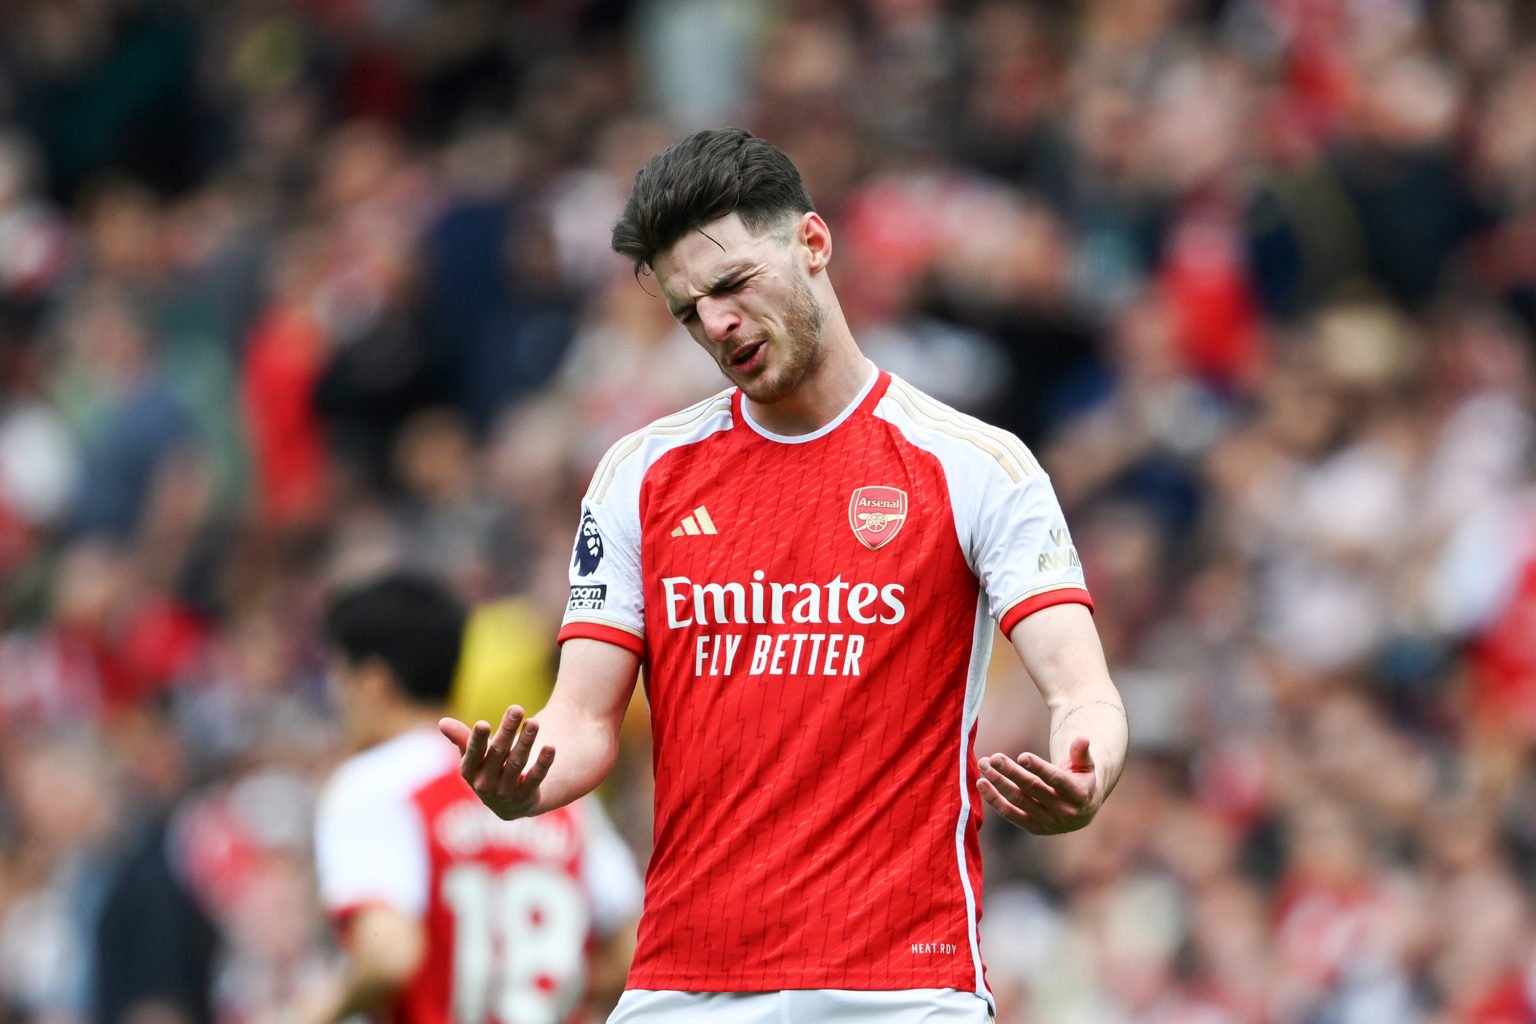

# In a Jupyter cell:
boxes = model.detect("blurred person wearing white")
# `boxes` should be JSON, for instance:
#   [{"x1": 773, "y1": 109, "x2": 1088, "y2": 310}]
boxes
[{"x1": 306, "y1": 572, "x2": 642, "y2": 1024}]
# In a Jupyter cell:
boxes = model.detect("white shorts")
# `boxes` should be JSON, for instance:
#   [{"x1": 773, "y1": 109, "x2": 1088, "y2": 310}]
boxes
[{"x1": 607, "y1": 989, "x2": 994, "y2": 1023}]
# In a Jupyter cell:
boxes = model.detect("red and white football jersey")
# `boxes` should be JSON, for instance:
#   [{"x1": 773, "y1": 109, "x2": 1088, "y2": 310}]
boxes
[
  {"x1": 556, "y1": 368, "x2": 1092, "y2": 1000},
  {"x1": 314, "y1": 728, "x2": 643, "y2": 1024}
]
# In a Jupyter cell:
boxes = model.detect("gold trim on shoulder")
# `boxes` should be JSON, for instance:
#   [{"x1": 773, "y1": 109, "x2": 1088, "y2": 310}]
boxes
[
  {"x1": 883, "y1": 378, "x2": 1041, "y2": 483},
  {"x1": 587, "y1": 391, "x2": 734, "y2": 504}
]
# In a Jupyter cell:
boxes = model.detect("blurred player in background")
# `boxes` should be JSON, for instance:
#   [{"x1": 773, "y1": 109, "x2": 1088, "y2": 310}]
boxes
[
  {"x1": 312, "y1": 571, "x2": 642, "y2": 1024},
  {"x1": 441, "y1": 128, "x2": 1129, "y2": 1023}
]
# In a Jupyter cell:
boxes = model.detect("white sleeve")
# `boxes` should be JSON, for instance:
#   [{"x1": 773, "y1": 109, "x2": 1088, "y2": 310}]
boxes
[
  {"x1": 558, "y1": 392, "x2": 735, "y2": 650},
  {"x1": 559, "y1": 439, "x2": 646, "y2": 647},
  {"x1": 578, "y1": 798, "x2": 644, "y2": 936},
  {"x1": 313, "y1": 763, "x2": 429, "y2": 919},
  {"x1": 965, "y1": 465, "x2": 1092, "y2": 632},
  {"x1": 876, "y1": 381, "x2": 1091, "y2": 633}
]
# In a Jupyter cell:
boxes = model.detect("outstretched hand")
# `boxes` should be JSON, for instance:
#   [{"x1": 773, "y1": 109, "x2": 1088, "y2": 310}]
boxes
[
  {"x1": 977, "y1": 737, "x2": 1101, "y2": 835},
  {"x1": 439, "y1": 705, "x2": 554, "y2": 821}
]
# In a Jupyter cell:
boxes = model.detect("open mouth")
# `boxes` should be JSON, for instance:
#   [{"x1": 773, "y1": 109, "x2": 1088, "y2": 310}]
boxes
[{"x1": 729, "y1": 341, "x2": 765, "y2": 368}]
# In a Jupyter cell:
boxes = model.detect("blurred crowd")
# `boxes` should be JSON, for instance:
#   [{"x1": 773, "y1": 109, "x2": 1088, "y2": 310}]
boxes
[{"x1": 1, "y1": 0, "x2": 1536, "y2": 1022}]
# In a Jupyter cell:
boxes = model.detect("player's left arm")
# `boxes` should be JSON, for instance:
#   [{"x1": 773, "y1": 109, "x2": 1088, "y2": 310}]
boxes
[
  {"x1": 290, "y1": 905, "x2": 425, "y2": 1024},
  {"x1": 978, "y1": 602, "x2": 1128, "y2": 835}
]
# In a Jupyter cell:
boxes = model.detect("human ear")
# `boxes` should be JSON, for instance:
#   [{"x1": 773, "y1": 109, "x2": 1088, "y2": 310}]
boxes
[{"x1": 799, "y1": 212, "x2": 832, "y2": 273}]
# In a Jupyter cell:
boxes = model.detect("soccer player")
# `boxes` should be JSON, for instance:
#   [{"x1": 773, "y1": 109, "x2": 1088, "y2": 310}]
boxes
[
  {"x1": 440, "y1": 128, "x2": 1129, "y2": 1023},
  {"x1": 313, "y1": 571, "x2": 642, "y2": 1024}
]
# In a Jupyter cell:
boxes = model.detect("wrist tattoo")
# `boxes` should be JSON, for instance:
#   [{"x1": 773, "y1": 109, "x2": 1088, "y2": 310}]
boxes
[{"x1": 1051, "y1": 699, "x2": 1125, "y2": 739}]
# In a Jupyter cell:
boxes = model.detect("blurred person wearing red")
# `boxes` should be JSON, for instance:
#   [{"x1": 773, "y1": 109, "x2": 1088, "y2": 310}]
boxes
[
  {"x1": 311, "y1": 572, "x2": 642, "y2": 1024},
  {"x1": 441, "y1": 129, "x2": 1129, "y2": 1023}
]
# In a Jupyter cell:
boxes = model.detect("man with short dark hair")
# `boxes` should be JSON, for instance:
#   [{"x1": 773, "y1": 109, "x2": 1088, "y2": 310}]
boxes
[
  {"x1": 441, "y1": 128, "x2": 1129, "y2": 1023},
  {"x1": 314, "y1": 571, "x2": 641, "y2": 1024}
]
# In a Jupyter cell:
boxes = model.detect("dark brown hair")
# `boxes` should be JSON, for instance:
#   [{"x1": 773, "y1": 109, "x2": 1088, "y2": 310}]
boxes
[
  {"x1": 323, "y1": 571, "x2": 467, "y2": 705},
  {"x1": 611, "y1": 128, "x2": 815, "y2": 273}
]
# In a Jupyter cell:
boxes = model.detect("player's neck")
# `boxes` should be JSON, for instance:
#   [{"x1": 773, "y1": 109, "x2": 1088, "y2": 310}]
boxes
[{"x1": 744, "y1": 329, "x2": 872, "y2": 437}]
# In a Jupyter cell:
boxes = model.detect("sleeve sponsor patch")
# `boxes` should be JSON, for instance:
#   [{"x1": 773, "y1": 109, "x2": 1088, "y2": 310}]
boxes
[{"x1": 567, "y1": 584, "x2": 607, "y2": 612}]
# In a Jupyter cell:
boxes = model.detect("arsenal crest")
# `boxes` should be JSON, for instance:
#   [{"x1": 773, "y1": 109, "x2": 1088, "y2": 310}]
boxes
[{"x1": 848, "y1": 486, "x2": 908, "y2": 550}]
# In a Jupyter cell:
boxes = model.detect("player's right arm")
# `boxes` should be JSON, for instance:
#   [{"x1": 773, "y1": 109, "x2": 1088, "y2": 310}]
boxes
[
  {"x1": 446, "y1": 397, "x2": 733, "y2": 820},
  {"x1": 440, "y1": 638, "x2": 639, "y2": 820}
]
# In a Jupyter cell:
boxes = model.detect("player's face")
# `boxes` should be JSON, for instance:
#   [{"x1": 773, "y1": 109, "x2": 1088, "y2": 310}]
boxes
[{"x1": 653, "y1": 212, "x2": 827, "y2": 404}]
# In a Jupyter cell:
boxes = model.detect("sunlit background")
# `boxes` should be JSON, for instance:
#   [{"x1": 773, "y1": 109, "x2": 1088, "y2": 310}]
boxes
[{"x1": 1, "y1": 1, "x2": 1535, "y2": 1022}]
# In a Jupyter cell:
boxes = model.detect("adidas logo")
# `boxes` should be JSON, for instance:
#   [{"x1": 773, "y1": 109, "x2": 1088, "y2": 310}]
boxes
[{"x1": 670, "y1": 505, "x2": 718, "y2": 537}]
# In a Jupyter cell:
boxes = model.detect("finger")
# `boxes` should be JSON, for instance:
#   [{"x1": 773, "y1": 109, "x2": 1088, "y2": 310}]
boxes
[
  {"x1": 499, "y1": 718, "x2": 540, "y2": 780},
  {"x1": 984, "y1": 754, "x2": 1060, "y2": 801},
  {"x1": 521, "y1": 745, "x2": 556, "y2": 789},
  {"x1": 1068, "y1": 737, "x2": 1095, "y2": 773},
  {"x1": 1016, "y1": 752, "x2": 1098, "y2": 815},
  {"x1": 439, "y1": 717, "x2": 471, "y2": 752},
  {"x1": 461, "y1": 720, "x2": 492, "y2": 775},
  {"x1": 978, "y1": 777, "x2": 1041, "y2": 833},
  {"x1": 981, "y1": 757, "x2": 1071, "y2": 820},
  {"x1": 977, "y1": 758, "x2": 1029, "y2": 806},
  {"x1": 482, "y1": 706, "x2": 527, "y2": 767},
  {"x1": 1017, "y1": 751, "x2": 1076, "y2": 788}
]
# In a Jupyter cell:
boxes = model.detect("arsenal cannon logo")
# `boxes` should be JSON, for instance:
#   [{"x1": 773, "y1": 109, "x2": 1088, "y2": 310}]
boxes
[{"x1": 848, "y1": 486, "x2": 908, "y2": 550}]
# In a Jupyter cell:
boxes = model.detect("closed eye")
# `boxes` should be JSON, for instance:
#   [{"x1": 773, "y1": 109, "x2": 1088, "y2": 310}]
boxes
[{"x1": 670, "y1": 270, "x2": 754, "y2": 324}]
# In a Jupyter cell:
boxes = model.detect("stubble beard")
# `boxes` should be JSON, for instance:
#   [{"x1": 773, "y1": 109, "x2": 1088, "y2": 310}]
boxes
[{"x1": 732, "y1": 278, "x2": 827, "y2": 405}]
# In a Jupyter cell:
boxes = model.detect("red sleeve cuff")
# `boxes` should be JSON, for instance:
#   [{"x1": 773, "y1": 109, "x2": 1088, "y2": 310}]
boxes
[
  {"x1": 999, "y1": 587, "x2": 1095, "y2": 637},
  {"x1": 557, "y1": 621, "x2": 646, "y2": 656}
]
